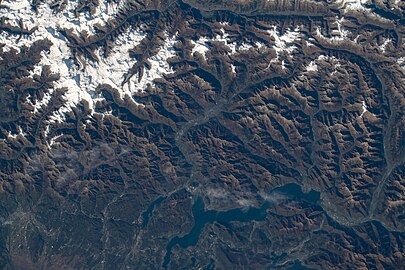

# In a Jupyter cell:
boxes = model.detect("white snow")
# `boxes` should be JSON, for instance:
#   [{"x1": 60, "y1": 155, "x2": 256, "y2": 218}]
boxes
[
  {"x1": 379, "y1": 38, "x2": 391, "y2": 53},
  {"x1": 231, "y1": 64, "x2": 237, "y2": 73},
  {"x1": 268, "y1": 26, "x2": 301, "y2": 55},
  {"x1": 333, "y1": 17, "x2": 350, "y2": 40},
  {"x1": 306, "y1": 41, "x2": 315, "y2": 47},
  {"x1": 49, "y1": 133, "x2": 64, "y2": 148},
  {"x1": 303, "y1": 55, "x2": 342, "y2": 75},
  {"x1": 33, "y1": 92, "x2": 53, "y2": 114},
  {"x1": 272, "y1": 26, "x2": 301, "y2": 43},
  {"x1": 333, "y1": 0, "x2": 392, "y2": 22},
  {"x1": 315, "y1": 17, "x2": 351, "y2": 43},
  {"x1": 0, "y1": 0, "x2": 178, "y2": 124},
  {"x1": 338, "y1": 0, "x2": 368, "y2": 12},
  {"x1": 316, "y1": 26, "x2": 345, "y2": 43},
  {"x1": 75, "y1": 28, "x2": 147, "y2": 99},
  {"x1": 360, "y1": 100, "x2": 368, "y2": 117},
  {"x1": 210, "y1": 30, "x2": 245, "y2": 54},
  {"x1": 7, "y1": 126, "x2": 26, "y2": 139},
  {"x1": 281, "y1": 60, "x2": 287, "y2": 70},
  {"x1": 397, "y1": 57, "x2": 405, "y2": 72},
  {"x1": 191, "y1": 37, "x2": 210, "y2": 58},
  {"x1": 190, "y1": 26, "x2": 301, "y2": 70},
  {"x1": 0, "y1": 0, "x2": 124, "y2": 39},
  {"x1": 306, "y1": 61, "x2": 318, "y2": 72},
  {"x1": 48, "y1": 111, "x2": 67, "y2": 123},
  {"x1": 317, "y1": 55, "x2": 342, "y2": 75},
  {"x1": 7, "y1": 133, "x2": 18, "y2": 139},
  {"x1": 266, "y1": 26, "x2": 301, "y2": 68},
  {"x1": 130, "y1": 33, "x2": 177, "y2": 93},
  {"x1": 191, "y1": 28, "x2": 256, "y2": 57}
]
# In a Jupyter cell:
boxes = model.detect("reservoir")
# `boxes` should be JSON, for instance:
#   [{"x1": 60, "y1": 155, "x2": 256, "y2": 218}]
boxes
[
  {"x1": 163, "y1": 183, "x2": 320, "y2": 268},
  {"x1": 142, "y1": 196, "x2": 166, "y2": 228}
]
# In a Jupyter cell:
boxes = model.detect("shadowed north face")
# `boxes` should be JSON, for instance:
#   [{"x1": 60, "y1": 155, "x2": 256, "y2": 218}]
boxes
[{"x1": 0, "y1": 0, "x2": 403, "y2": 269}]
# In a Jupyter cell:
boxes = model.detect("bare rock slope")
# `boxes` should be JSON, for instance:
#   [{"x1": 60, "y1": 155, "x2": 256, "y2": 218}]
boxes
[{"x1": 0, "y1": 0, "x2": 403, "y2": 269}]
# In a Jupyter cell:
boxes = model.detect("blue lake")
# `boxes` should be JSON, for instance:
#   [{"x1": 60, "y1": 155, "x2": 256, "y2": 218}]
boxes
[{"x1": 163, "y1": 183, "x2": 320, "y2": 268}]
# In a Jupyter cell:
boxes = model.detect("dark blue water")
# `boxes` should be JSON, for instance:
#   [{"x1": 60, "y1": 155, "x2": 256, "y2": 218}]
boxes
[
  {"x1": 142, "y1": 196, "x2": 166, "y2": 228},
  {"x1": 278, "y1": 183, "x2": 320, "y2": 202},
  {"x1": 287, "y1": 260, "x2": 317, "y2": 270},
  {"x1": 162, "y1": 183, "x2": 320, "y2": 268},
  {"x1": 204, "y1": 259, "x2": 215, "y2": 270}
]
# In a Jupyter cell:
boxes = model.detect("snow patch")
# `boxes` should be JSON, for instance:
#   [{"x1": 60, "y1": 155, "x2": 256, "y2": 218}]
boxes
[
  {"x1": 0, "y1": 0, "x2": 179, "y2": 123},
  {"x1": 211, "y1": 29, "x2": 253, "y2": 54},
  {"x1": 306, "y1": 61, "x2": 318, "y2": 72},
  {"x1": 268, "y1": 26, "x2": 301, "y2": 56},
  {"x1": 7, "y1": 126, "x2": 26, "y2": 139},
  {"x1": 332, "y1": 17, "x2": 350, "y2": 40},
  {"x1": 316, "y1": 24, "x2": 350, "y2": 43},
  {"x1": 49, "y1": 134, "x2": 64, "y2": 148},
  {"x1": 49, "y1": 111, "x2": 67, "y2": 124},
  {"x1": 360, "y1": 100, "x2": 368, "y2": 117},
  {"x1": 338, "y1": 0, "x2": 368, "y2": 12},
  {"x1": 231, "y1": 64, "x2": 237, "y2": 73},
  {"x1": 130, "y1": 33, "x2": 177, "y2": 93},
  {"x1": 397, "y1": 57, "x2": 405, "y2": 72},
  {"x1": 304, "y1": 55, "x2": 342, "y2": 75},
  {"x1": 334, "y1": 0, "x2": 392, "y2": 21},
  {"x1": 191, "y1": 28, "x2": 256, "y2": 57},
  {"x1": 78, "y1": 28, "x2": 147, "y2": 98},
  {"x1": 379, "y1": 38, "x2": 391, "y2": 53},
  {"x1": 0, "y1": 0, "x2": 124, "y2": 39},
  {"x1": 34, "y1": 92, "x2": 53, "y2": 114},
  {"x1": 266, "y1": 26, "x2": 301, "y2": 67},
  {"x1": 191, "y1": 37, "x2": 210, "y2": 58},
  {"x1": 281, "y1": 60, "x2": 287, "y2": 70}
]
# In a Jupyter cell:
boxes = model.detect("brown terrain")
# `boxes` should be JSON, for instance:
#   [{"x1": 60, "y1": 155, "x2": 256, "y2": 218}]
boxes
[{"x1": 0, "y1": 0, "x2": 403, "y2": 269}]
